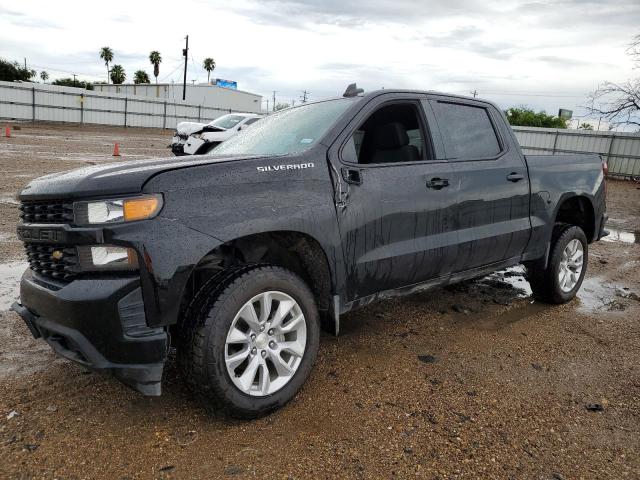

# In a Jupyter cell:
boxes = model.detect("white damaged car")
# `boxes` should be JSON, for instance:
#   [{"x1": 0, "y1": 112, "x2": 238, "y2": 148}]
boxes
[{"x1": 170, "y1": 113, "x2": 262, "y2": 156}]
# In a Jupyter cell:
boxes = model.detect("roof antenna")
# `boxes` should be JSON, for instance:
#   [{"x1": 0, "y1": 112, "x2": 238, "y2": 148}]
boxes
[{"x1": 343, "y1": 83, "x2": 364, "y2": 97}]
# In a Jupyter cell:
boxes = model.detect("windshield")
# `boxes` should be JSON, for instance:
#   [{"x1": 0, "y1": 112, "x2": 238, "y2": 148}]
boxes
[
  {"x1": 209, "y1": 114, "x2": 247, "y2": 130},
  {"x1": 211, "y1": 99, "x2": 354, "y2": 156}
]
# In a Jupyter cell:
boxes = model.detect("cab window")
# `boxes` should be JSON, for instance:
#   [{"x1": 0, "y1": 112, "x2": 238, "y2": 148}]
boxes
[{"x1": 342, "y1": 103, "x2": 432, "y2": 165}]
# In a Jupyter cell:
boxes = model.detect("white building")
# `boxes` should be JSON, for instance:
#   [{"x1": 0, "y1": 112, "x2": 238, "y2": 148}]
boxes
[{"x1": 95, "y1": 83, "x2": 262, "y2": 114}]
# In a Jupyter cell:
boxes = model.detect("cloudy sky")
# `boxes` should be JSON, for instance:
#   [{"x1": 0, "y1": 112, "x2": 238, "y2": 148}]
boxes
[{"x1": 1, "y1": 0, "x2": 638, "y2": 117}]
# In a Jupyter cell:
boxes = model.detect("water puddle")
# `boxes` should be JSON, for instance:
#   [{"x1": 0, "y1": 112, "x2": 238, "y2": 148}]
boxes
[
  {"x1": 0, "y1": 262, "x2": 28, "y2": 310},
  {"x1": 576, "y1": 276, "x2": 631, "y2": 313},
  {"x1": 0, "y1": 194, "x2": 19, "y2": 206},
  {"x1": 603, "y1": 228, "x2": 638, "y2": 244},
  {"x1": 480, "y1": 265, "x2": 532, "y2": 298}
]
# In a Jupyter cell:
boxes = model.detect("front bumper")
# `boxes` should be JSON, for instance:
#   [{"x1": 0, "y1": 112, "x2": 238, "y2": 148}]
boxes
[
  {"x1": 170, "y1": 136, "x2": 186, "y2": 156},
  {"x1": 12, "y1": 269, "x2": 167, "y2": 395}
]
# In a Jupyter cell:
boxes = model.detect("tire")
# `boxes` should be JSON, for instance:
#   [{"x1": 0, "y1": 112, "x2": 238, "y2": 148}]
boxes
[
  {"x1": 526, "y1": 225, "x2": 588, "y2": 304},
  {"x1": 177, "y1": 265, "x2": 320, "y2": 418}
]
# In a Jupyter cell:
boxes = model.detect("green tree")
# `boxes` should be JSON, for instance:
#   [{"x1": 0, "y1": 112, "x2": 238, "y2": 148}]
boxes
[
  {"x1": 110, "y1": 64, "x2": 126, "y2": 84},
  {"x1": 578, "y1": 122, "x2": 594, "y2": 130},
  {"x1": 0, "y1": 58, "x2": 35, "y2": 81},
  {"x1": 203, "y1": 57, "x2": 216, "y2": 83},
  {"x1": 133, "y1": 70, "x2": 150, "y2": 84},
  {"x1": 505, "y1": 107, "x2": 567, "y2": 128},
  {"x1": 52, "y1": 78, "x2": 94, "y2": 90},
  {"x1": 99, "y1": 47, "x2": 114, "y2": 84},
  {"x1": 274, "y1": 102, "x2": 290, "y2": 111},
  {"x1": 40, "y1": 71, "x2": 49, "y2": 83},
  {"x1": 149, "y1": 51, "x2": 162, "y2": 84}
]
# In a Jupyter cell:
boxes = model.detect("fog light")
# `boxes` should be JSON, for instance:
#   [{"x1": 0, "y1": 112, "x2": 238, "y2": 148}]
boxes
[{"x1": 77, "y1": 245, "x2": 138, "y2": 271}]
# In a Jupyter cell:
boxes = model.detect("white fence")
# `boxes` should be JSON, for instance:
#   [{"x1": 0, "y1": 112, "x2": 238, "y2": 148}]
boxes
[
  {"x1": 0, "y1": 81, "x2": 247, "y2": 130},
  {"x1": 513, "y1": 126, "x2": 640, "y2": 178}
]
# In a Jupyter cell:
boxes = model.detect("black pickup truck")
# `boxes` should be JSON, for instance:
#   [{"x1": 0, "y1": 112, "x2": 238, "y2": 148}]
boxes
[{"x1": 12, "y1": 87, "x2": 607, "y2": 418}]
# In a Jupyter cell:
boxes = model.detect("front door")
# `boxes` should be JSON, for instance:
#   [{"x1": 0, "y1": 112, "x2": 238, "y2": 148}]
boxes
[{"x1": 329, "y1": 96, "x2": 458, "y2": 302}]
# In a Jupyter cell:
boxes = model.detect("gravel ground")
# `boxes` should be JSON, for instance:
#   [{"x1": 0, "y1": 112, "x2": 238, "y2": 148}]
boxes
[{"x1": 0, "y1": 123, "x2": 639, "y2": 479}]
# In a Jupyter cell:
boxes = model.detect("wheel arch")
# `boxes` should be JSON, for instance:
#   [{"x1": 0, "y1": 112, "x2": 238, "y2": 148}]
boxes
[
  {"x1": 176, "y1": 230, "x2": 336, "y2": 333},
  {"x1": 553, "y1": 194, "x2": 597, "y2": 242}
]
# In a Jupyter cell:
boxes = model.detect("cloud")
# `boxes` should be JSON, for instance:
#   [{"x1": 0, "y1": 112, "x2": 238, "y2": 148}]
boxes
[
  {"x1": 0, "y1": 0, "x2": 637, "y2": 120},
  {"x1": 229, "y1": 0, "x2": 484, "y2": 28},
  {"x1": 0, "y1": 6, "x2": 61, "y2": 29}
]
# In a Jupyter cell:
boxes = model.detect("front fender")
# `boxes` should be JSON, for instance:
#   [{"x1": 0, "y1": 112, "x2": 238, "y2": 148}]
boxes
[{"x1": 107, "y1": 218, "x2": 223, "y2": 327}]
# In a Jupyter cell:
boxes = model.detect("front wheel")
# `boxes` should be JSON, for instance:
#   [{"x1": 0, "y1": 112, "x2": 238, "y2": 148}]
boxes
[
  {"x1": 526, "y1": 225, "x2": 588, "y2": 304},
  {"x1": 178, "y1": 265, "x2": 320, "y2": 418}
]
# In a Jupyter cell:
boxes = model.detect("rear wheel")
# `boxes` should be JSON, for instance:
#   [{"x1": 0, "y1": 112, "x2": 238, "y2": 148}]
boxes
[
  {"x1": 526, "y1": 225, "x2": 588, "y2": 304},
  {"x1": 178, "y1": 265, "x2": 320, "y2": 418}
]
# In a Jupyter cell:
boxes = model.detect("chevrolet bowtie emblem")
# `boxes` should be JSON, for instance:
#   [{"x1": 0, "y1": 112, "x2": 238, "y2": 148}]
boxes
[{"x1": 51, "y1": 250, "x2": 63, "y2": 261}]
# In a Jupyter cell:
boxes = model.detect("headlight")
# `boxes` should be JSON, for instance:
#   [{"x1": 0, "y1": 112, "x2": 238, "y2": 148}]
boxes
[
  {"x1": 74, "y1": 194, "x2": 162, "y2": 225},
  {"x1": 77, "y1": 245, "x2": 138, "y2": 271}
]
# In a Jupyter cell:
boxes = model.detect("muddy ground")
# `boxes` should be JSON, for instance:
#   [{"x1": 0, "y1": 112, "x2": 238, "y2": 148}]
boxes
[{"x1": 0, "y1": 123, "x2": 638, "y2": 479}]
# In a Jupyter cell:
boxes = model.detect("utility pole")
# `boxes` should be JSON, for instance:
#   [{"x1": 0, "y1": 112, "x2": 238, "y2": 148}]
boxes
[
  {"x1": 291, "y1": 99, "x2": 296, "y2": 107},
  {"x1": 72, "y1": 74, "x2": 77, "y2": 87},
  {"x1": 471, "y1": 89, "x2": 478, "y2": 98},
  {"x1": 301, "y1": 90, "x2": 309, "y2": 103},
  {"x1": 24, "y1": 58, "x2": 27, "y2": 70},
  {"x1": 272, "y1": 91, "x2": 277, "y2": 111},
  {"x1": 182, "y1": 35, "x2": 189, "y2": 101}
]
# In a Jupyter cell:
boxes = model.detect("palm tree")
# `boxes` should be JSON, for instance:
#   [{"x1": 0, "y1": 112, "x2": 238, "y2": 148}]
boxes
[
  {"x1": 110, "y1": 64, "x2": 126, "y2": 84},
  {"x1": 134, "y1": 70, "x2": 150, "y2": 84},
  {"x1": 203, "y1": 58, "x2": 216, "y2": 83},
  {"x1": 149, "y1": 51, "x2": 162, "y2": 84},
  {"x1": 99, "y1": 47, "x2": 114, "y2": 84},
  {"x1": 40, "y1": 71, "x2": 49, "y2": 83}
]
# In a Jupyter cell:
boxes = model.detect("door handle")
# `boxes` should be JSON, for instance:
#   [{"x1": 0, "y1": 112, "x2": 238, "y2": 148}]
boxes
[
  {"x1": 341, "y1": 167, "x2": 362, "y2": 185},
  {"x1": 506, "y1": 172, "x2": 525, "y2": 182},
  {"x1": 426, "y1": 177, "x2": 449, "y2": 190}
]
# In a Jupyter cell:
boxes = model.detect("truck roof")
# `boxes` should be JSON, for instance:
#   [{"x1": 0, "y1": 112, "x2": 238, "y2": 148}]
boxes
[{"x1": 301, "y1": 88, "x2": 500, "y2": 111}]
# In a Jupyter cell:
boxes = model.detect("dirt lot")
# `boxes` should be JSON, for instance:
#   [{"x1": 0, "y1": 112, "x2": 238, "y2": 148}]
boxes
[{"x1": 0, "y1": 123, "x2": 639, "y2": 479}]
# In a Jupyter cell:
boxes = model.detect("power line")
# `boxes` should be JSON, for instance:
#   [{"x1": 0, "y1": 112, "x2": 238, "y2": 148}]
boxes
[
  {"x1": 159, "y1": 62, "x2": 185, "y2": 82},
  {"x1": 450, "y1": 89, "x2": 587, "y2": 98},
  {"x1": 190, "y1": 53, "x2": 200, "y2": 82},
  {"x1": 481, "y1": 91, "x2": 586, "y2": 98}
]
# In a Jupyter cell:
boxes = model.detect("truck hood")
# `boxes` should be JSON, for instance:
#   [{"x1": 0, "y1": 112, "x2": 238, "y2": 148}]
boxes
[
  {"x1": 19, "y1": 154, "x2": 264, "y2": 201},
  {"x1": 175, "y1": 122, "x2": 207, "y2": 136}
]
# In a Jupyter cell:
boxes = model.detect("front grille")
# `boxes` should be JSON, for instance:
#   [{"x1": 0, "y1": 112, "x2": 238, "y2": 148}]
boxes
[
  {"x1": 24, "y1": 244, "x2": 78, "y2": 281},
  {"x1": 19, "y1": 200, "x2": 74, "y2": 224}
]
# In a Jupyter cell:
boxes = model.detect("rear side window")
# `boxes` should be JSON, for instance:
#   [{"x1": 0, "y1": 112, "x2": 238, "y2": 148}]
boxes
[{"x1": 432, "y1": 102, "x2": 501, "y2": 159}]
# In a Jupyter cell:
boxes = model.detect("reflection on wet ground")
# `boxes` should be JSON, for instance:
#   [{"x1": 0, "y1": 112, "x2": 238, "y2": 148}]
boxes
[
  {"x1": 603, "y1": 227, "x2": 638, "y2": 244},
  {"x1": 0, "y1": 262, "x2": 28, "y2": 310},
  {"x1": 485, "y1": 266, "x2": 532, "y2": 297},
  {"x1": 478, "y1": 264, "x2": 637, "y2": 318},
  {"x1": 0, "y1": 194, "x2": 19, "y2": 206}
]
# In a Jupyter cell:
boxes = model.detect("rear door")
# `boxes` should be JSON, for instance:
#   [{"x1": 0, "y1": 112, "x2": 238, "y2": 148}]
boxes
[
  {"x1": 328, "y1": 94, "x2": 458, "y2": 302},
  {"x1": 428, "y1": 96, "x2": 531, "y2": 271}
]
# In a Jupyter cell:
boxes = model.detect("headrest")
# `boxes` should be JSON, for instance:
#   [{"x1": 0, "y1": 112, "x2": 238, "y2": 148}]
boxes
[{"x1": 373, "y1": 122, "x2": 409, "y2": 149}]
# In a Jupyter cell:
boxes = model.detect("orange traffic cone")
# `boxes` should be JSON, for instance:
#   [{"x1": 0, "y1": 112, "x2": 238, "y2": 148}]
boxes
[
  {"x1": 113, "y1": 143, "x2": 120, "y2": 156},
  {"x1": 4, "y1": 127, "x2": 10, "y2": 138}
]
